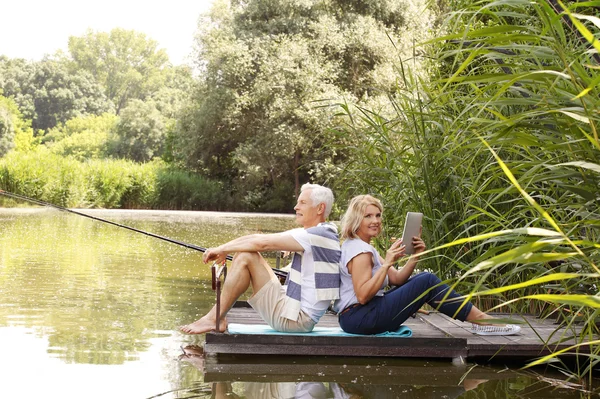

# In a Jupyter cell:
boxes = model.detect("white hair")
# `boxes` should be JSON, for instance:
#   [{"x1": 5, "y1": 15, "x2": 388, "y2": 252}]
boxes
[{"x1": 300, "y1": 183, "x2": 334, "y2": 218}]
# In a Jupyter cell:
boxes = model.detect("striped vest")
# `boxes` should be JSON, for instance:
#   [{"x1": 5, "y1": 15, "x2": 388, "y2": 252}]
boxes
[{"x1": 282, "y1": 222, "x2": 341, "y2": 320}]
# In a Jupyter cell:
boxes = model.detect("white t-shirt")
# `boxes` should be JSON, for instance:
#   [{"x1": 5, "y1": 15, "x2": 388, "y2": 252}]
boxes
[{"x1": 333, "y1": 238, "x2": 388, "y2": 313}]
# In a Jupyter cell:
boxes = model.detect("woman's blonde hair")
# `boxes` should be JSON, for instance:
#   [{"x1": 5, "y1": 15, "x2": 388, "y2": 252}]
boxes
[{"x1": 341, "y1": 195, "x2": 383, "y2": 240}]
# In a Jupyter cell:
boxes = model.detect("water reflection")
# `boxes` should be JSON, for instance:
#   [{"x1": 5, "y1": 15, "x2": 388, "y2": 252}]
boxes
[
  {"x1": 174, "y1": 352, "x2": 590, "y2": 399},
  {"x1": 0, "y1": 208, "x2": 295, "y2": 398},
  {"x1": 205, "y1": 381, "x2": 469, "y2": 399},
  {"x1": 193, "y1": 379, "x2": 588, "y2": 399}
]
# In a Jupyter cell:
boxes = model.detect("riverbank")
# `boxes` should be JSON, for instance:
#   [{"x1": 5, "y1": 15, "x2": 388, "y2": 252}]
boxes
[{"x1": 0, "y1": 206, "x2": 297, "y2": 220}]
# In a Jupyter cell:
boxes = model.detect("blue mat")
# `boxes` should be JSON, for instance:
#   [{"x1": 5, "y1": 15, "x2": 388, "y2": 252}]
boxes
[{"x1": 227, "y1": 323, "x2": 412, "y2": 338}]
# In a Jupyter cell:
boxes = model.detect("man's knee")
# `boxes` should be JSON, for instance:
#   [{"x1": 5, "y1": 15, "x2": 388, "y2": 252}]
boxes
[
  {"x1": 232, "y1": 251, "x2": 261, "y2": 265},
  {"x1": 232, "y1": 252, "x2": 269, "y2": 276}
]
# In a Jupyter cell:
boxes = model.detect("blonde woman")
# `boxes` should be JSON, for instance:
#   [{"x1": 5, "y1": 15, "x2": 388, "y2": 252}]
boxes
[{"x1": 333, "y1": 195, "x2": 520, "y2": 336}]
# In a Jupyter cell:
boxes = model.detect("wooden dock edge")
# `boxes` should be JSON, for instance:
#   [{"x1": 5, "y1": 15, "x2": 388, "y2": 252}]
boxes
[{"x1": 204, "y1": 332, "x2": 468, "y2": 359}]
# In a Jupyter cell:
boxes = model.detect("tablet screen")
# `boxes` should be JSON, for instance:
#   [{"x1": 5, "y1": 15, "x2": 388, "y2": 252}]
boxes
[{"x1": 402, "y1": 212, "x2": 423, "y2": 255}]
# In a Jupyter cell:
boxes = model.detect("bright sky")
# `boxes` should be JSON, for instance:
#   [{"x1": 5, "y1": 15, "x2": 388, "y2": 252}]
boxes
[{"x1": 0, "y1": 0, "x2": 215, "y2": 66}]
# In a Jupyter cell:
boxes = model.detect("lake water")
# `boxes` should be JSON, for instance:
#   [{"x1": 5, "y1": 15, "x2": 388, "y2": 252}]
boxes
[{"x1": 0, "y1": 208, "x2": 591, "y2": 398}]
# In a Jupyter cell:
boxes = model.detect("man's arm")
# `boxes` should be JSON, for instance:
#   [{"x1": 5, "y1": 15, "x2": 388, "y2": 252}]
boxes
[{"x1": 203, "y1": 232, "x2": 304, "y2": 264}]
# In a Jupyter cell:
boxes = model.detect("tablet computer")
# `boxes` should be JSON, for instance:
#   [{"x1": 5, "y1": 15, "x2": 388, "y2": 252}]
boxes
[{"x1": 402, "y1": 212, "x2": 423, "y2": 255}]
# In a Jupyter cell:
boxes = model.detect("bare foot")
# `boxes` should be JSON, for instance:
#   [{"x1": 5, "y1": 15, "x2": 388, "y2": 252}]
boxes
[
  {"x1": 469, "y1": 313, "x2": 496, "y2": 325},
  {"x1": 179, "y1": 345, "x2": 205, "y2": 370},
  {"x1": 179, "y1": 315, "x2": 228, "y2": 334},
  {"x1": 464, "y1": 379, "x2": 488, "y2": 391}
]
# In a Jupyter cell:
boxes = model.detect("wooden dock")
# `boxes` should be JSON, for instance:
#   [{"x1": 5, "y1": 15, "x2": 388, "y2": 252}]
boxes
[{"x1": 203, "y1": 302, "x2": 587, "y2": 362}]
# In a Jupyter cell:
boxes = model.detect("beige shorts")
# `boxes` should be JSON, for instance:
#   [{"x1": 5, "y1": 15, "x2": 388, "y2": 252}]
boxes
[{"x1": 248, "y1": 276, "x2": 316, "y2": 333}]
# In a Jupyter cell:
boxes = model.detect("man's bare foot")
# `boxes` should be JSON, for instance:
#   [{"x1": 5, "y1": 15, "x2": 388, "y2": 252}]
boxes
[
  {"x1": 179, "y1": 345, "x2": 205, "y2": 370},
  {"x1": 179, "y1": 315, "x2": 228, "y2": 334},
  {"x1": 464, "y1": 379, "x2": 488, "y2": 391}
]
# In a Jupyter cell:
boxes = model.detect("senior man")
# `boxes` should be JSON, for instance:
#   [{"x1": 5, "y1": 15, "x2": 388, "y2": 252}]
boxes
[{"x1": 179, "y1": 183, "x2": 341, "y2": 334}]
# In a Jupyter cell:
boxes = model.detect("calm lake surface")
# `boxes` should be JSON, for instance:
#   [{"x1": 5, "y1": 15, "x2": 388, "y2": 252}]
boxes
[{"x1": 0, "y1": 208, "x2": 591, "y2": 398}]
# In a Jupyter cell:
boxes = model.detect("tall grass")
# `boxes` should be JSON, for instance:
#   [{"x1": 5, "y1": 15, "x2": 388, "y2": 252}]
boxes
[
  {"x1": 334, "y1": 0, "x2": 599, "y2": 382},
  {"x1": 0, "y1": 149, "x2": 230, "y2": 210}
]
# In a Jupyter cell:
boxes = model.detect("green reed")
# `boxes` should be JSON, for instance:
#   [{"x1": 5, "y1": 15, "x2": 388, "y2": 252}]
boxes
[{"x1": 333, "y1": 0, "x2": 599, "y2": 383}]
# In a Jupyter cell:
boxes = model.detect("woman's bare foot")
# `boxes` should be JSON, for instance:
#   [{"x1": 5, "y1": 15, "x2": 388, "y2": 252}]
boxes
[
  {"x1": 466, "y1": 310, "x2": 496, "y2": 325},
  {"x1": 179, "y1": 315, "x2": 228, "y2": 334}
]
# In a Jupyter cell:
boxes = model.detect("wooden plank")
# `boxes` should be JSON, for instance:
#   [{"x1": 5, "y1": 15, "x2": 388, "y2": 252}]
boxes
[
  {"x1": 418, "y1": 312, "x2": 590, "y2": 358},
  {"x1": 206, "y1": 332, "x2": 464, "y2": 349},
  {"x1": 204, "y1": 342, "x2": 466, "y2": 358}
]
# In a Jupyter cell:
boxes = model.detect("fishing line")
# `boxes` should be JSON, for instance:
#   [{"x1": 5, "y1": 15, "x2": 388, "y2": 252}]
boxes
[{"x1": 0, "y1": 189, "x2": 288, "y2": 278}]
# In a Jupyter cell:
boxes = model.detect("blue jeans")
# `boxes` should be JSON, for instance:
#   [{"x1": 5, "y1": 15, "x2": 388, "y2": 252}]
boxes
[{"x1": 339, "y1": 272, "x2": 473, "y2": 334}]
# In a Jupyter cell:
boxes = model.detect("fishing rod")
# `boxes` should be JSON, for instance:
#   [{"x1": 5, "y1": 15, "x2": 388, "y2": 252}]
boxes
[{"x1": 0, "y1": 189, "x2": 288, "y2": 279}]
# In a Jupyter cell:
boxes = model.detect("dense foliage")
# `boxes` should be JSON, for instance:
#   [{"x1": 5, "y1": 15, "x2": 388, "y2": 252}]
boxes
[
  {"x1": 176, "y1": 0, "x2": 432, "y2": 211},
  {"x1": 67, "y1": 28, "x2": 171, "y2": 114},
  {"x1": 0, "y1": 94, "x2": 34, "y2": 156},
  {"x1": 0, "y1": 57, "x2": 113, "y2": 131},
  {"x1": 0, "y1": 28, "x2": 204, "y2": 209},
  {"x1": 0, "y1": 151, "x2": 227, "y2": 210},
  {"x1": 0, "y1": 1, "x2": 433, "y2": 211},
  {"x1": 334, "y1": 0, "x2": 599, "y2": 381},
  {"x1": 0, "y1": 96, "x2": 16, "y2": 156}
]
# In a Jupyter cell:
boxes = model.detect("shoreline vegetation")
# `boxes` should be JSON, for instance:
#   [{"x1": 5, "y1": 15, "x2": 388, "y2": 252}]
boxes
[
  {"x1": 0, "y1": 206, "x2": 297, "y2": 219},
  {"x1": 0, "y1": 151, "x2": 230, "y2": 211}
]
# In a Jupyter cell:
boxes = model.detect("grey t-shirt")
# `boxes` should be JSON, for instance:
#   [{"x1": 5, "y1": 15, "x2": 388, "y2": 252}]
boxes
[{"x1": 333, "y1": 238, "x2": 388, "y2": 313}]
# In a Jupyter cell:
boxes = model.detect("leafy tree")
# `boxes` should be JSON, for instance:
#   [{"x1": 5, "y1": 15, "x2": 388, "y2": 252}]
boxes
[
  {"x1": 0, "y1": 97, "x2": 15, "y2": 156},
  {"x1": 178, "y1": 0, "x2": 432, "y2": 210},
  {"x1": 68, "y1": 28, "x2": 171, "y2": 114},
  {"x1": 46, "y1": 113, "x2": 119, "y2": 160},
  {"x1": 0, "y1": 56, "x2": 112, "y2": 131},
  {"x1": 111, "y1": 99, "x2": 166, "y2": 162},
  {"x1": 0, "y1": 94, "x2": 35, "y2": 156},
  {"x1": 31, "y1": 60, "x2": 113, "y2": 131},
  {"x1": 149, "y1": 65, "x2": 196, "y2": 163},
  {"x1": 0, "y1": 57, "x2": 36, "y2": 122},
  {"x1": 151, "y1": 65, "x2": 195, "y2": 119}
]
